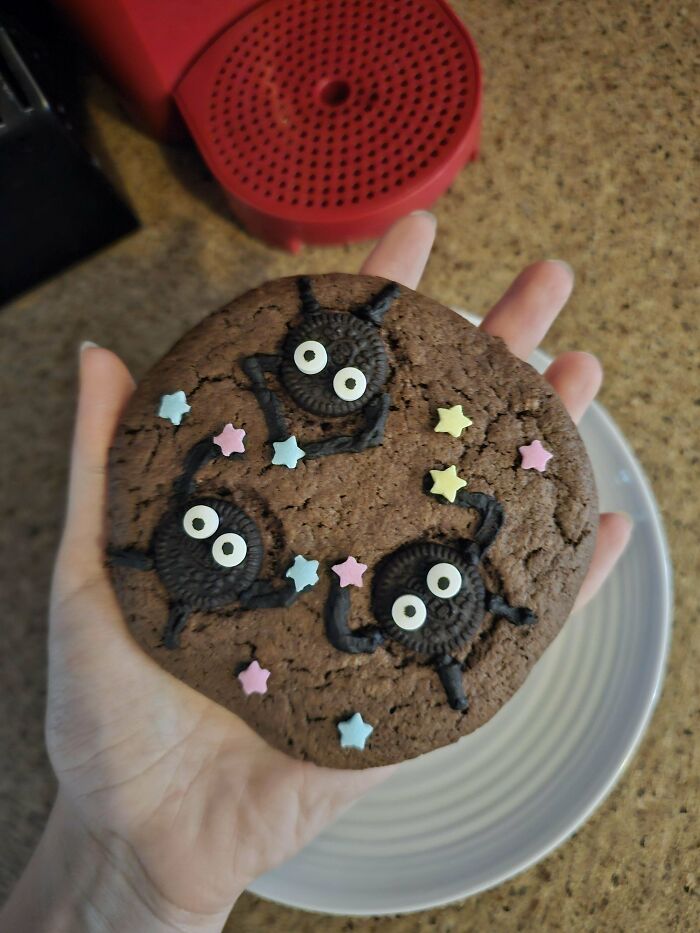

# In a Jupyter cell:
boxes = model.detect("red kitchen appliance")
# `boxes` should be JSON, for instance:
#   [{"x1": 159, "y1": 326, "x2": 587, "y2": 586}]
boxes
[{"x1": 56, "y1": 0, "x2": 482, "y2": 250}]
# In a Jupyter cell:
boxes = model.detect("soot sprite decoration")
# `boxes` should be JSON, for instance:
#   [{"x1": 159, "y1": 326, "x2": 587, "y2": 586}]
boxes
[
  {"x1": 325, "y1": 482, "x2": 537, "y2": 710},
  {"x1": 242, "y1": 276, "x2": 400, "y2": 460},
  {"x1": 109, "y1": 437, "x2": 298, "y2": 648}
]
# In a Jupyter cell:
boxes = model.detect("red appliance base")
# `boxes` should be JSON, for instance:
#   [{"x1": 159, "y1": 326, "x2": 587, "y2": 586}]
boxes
[
  {"x1": 56, "y1": 0, "x2": 482, "y2": 249},
  {"x1": 175, "y1": 0, "x2": 481, "y2": 249}
]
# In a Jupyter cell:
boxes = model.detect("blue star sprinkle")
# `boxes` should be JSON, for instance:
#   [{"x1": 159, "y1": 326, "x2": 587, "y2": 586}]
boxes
[
  {"x1": 337, "y1": 712, "x2": 374, "y2": 750},
  {"x1": 285, "y1": 554, "x2": 319, "y2": 592},
  {"x1": 272, "y1": 434, "x2": 306, "y2": 469},
  {"x1": 158, "y1": 390, "x2": 191, "y2": 426}
]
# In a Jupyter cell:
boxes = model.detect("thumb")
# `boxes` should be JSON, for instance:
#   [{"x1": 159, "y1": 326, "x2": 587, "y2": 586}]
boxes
[{"x1": 56, "y1": 344, "x2": 135, "y2": 587}]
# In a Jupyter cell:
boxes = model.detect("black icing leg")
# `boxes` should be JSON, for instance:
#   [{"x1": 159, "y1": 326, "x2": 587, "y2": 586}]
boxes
[
  {"x1": 239, "y1": 579, "x2": 299, "y2": 610},
  {"x1": 107, "y1": 548, "x2": 154, "y2": 571},
  {"x1": 435, "y1": 654, "x2": 469, "y2": 711},
  {"x1": 163, "y1": 602, "x2": 190, "y2": 649},
  {"x1": 303, "y1": 392, "x2": 390, "y2": 460},
  {"x1": 454, "y1": 491, "x2": 504, "y2": 556},
  {"x1": 486, "y1": 592, "x2": 537, "y2": 627},
  {"x1": 355, "y1": 391, "x2": 391, "y2": 449},
  {"x1": 241, "y1": 353, "x2": 290, "y2": 443},
  {"x1": 325, "y1": 580, "x2": 385, "y2": 654}
]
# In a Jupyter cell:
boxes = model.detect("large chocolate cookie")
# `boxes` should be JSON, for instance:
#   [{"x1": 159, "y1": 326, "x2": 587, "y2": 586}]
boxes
[{"x1": 108, "y1": 274, "x2": 597, "y2": 769}]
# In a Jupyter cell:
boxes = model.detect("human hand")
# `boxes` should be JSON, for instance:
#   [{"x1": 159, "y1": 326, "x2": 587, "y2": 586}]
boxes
[{"x1": 2, "y1": 213, "x2": 630, "y2": 933}]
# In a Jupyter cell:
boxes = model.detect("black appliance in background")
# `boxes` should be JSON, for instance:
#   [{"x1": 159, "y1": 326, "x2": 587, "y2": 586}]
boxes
[{"x1": 0, "y1": 1, "x2": 137, "y2": 305}]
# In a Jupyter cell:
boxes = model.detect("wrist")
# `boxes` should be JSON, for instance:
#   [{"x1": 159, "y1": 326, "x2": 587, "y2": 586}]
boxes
[{"x1": 1, "y1": 791, "x2": 237, "y2": 933}]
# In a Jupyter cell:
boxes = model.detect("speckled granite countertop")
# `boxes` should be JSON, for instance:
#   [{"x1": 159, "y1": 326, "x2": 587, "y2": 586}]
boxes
[{"x1": 0, "y1": 1, "x2": 697, "y2": 930}]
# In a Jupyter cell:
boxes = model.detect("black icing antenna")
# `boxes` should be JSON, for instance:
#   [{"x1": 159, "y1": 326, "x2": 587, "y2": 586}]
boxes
[
  {"x1": 298, "y1": 276, "x2": 321, "y2": 316},
  {"x1": 422, "y1": 474, "x2": 505, "y2": 557},
  {"x1": 352, "y1": 281, "x2": 400, "y2": 326},
  {"x1": 172, "y1": 437, "x2": 221, "y2": 503},
  {"x1": 297, "y1": 275, "x2": 400, "y2": 326}
]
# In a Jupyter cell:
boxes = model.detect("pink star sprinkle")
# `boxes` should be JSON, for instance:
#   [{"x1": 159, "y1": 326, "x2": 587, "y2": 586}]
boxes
[
  {"x1": 237, "y1": 660, "x2": 270, "y2": 696},
  {"x1": 213, "y1": 423, "x2": 246, "y2": 456},
  {"x1": 519, "y1": 439, "x2": 553, "y2": 472},
  {"x1": 332, "y1": 555, "x2": 368, "y2": 588}
]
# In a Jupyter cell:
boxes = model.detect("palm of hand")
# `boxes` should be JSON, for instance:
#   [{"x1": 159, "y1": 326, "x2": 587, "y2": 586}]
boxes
[
  {"x1": 48, "y1": 561, "x2": 382, "y2": 917},
  {"x1": 45, "y1": 215, "x2": 630, "y2": 921}
]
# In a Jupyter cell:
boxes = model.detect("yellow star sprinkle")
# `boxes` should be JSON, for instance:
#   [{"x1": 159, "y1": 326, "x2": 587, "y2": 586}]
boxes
[
  {"x1": 434, "y1": 404, "x2": 473, "y2": 438},
  {"x1": 429, "y1": 465, "x2": 468, "y2": 503}
]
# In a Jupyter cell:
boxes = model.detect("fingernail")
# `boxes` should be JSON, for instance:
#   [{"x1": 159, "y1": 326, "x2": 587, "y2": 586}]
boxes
[
  {"x1": 410, "y1": 209, "x2": 437, "y2": 226},
  {"x1": 80, "y1": 340, "x2": 99, "y2": 354},
  {"x1": 546, "y1": 259, "x2": 574, "y2": 279}
]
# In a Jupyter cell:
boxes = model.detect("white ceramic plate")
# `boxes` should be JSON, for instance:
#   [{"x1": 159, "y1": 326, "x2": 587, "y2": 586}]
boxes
[{"x1": 248, "y1": 327, "x2": 673, "y2": 916}]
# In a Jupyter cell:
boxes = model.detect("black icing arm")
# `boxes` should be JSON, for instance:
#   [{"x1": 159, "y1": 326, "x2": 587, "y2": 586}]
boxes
[
  {"x1": 241, "y1": 354, "x2": 290, "y2": 443},
  {"x1": 423, "y1": 482, "x2": 505, "y2": 561},
  {"x1": 435, "y1": 654, "x2": 468, "y2": 711},
  {"x1": 486, "y1": 592, "x2": 537, "y2": 627},
  {"x1": 325, "y1": 577, "x2": 385, "y2": 654},
  {"x1": 302, "y1": 391, "x2": 390, "y2": 460},
  {"x1": 107, "y1": 547, "x2": 154, "y2": 571},
  {"x1": 238, "y1": 578, "x2": 299, "y2": 610}
]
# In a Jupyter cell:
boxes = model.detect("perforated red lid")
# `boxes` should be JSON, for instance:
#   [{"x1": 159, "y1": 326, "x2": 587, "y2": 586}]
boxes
[{"x1": 175, "y1": 0, "x2": 481, "y2": 249}]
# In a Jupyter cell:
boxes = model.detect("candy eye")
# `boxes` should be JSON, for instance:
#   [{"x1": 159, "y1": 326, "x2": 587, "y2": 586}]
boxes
[
  {"x1": 294, "y1": 340, "x2": 328, "y2": 375},
  {"x1": 333, "y1": 366, "x2": 367, "y2": 401},
  {"x1": 391, "y1": 594, "x2": 427, "y2": 630},
  {"x1": 211, "y1": 532, "x2": 247, "y2": 568},
  {"x1": 183, "y1": 505, "x2": 219, "y2": 539},
  {"x1": 426, "y1": 563, "x2": 462, "y2": 599}
]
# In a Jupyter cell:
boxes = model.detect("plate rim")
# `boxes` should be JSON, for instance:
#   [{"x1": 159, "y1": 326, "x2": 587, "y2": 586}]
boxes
[{"x1": 247, "y1": 348, "x2": 674, "y2": 916}]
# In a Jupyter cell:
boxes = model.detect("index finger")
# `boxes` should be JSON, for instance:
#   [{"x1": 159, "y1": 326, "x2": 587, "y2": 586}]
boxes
[{"x1": 359, "y1": 211, "x2": 437, "y2": 289}]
